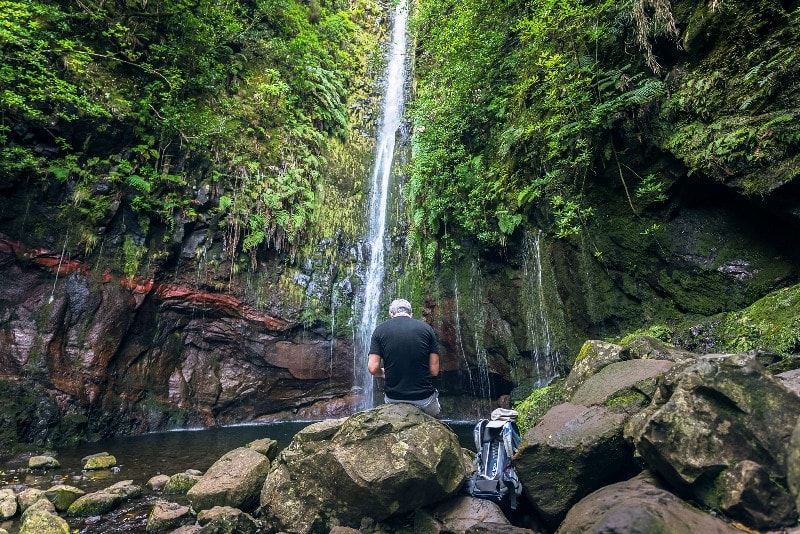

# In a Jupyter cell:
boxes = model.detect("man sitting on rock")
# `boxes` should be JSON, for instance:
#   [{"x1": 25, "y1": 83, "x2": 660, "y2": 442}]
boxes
[{"x1": 368, "y1": 298, "x2": 441, "y2": 416}]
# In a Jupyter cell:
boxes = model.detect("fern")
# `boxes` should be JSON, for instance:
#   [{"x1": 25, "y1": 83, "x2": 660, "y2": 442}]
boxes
[{"x1": 126, "y1": 174, "x2": 151, "y2": 193}]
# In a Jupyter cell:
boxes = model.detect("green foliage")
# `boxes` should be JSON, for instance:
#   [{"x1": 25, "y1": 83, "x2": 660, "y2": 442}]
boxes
[
  {"x1": 408, "y1": 0, "x2": 670, "y2": 266},
  {"x1": 514, "y1": 380, "x2": 565, "y2": 435},
  {"x1": 1, "y1": 0, "x2": 366, "y2": 265}
]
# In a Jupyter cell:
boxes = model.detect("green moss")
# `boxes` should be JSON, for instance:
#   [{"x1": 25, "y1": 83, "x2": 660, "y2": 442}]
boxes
[
  {"x1": 514, "y1": 379, "x2": 565, "y2": 435},
  {"x1": 618, "y1": 325, "x2": 673, "y2": 345},
  {"x1": 604, "y1": 389, "x2": 648, "y2": 414}
]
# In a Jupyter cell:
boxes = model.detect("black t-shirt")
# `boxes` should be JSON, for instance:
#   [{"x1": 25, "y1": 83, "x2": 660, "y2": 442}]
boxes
[{"x1": 369, "y1": 316, "x2": 439, "y2": 401}]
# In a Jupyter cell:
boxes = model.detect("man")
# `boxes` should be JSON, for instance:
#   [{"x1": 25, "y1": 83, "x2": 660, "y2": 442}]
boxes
[{"x1": 368, "y1": 298, "x2": 441, "y2": 416}]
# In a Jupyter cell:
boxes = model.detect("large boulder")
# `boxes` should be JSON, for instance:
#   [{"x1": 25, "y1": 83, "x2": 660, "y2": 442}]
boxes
[
  {"x1": 563, "y1": 341, "x2": 624, "y2": 398},
  {"x1": 512, "y1": 403, "x2": 632, "y2": 528},
  {"x1": 569, "y1": 359, "x2": 674, "y2": 413},
  {"x1": 66, "y1": 480, "x2": 141, "y2": 517},
  {"x1": 260, "y1": 403, "x2": 467, "y2": 533},
  {"x1": 626, "y1": 353, "x2": 800, "y2": 529},
  {"x1": 197, "y1": 505, "x2": 259, "y2": 533},
  {"x1": 44, "y1": 484, "x2": 85, "y2": 512},
  {"x1": 186, "y1": 446, "x2": 270, "y2": 511},
  {"x1": 557, "y1": 471, "x2": 740, "y2": 533},
  {"x1": 19, "y1": 508, "x2": 70, "y2": 534},
  {"x1": 0, "y1": 489, "x2": 16, "y2": 519},
  {"x1": 146, "y1": 500, "x2": 194, "y2": 532},
  {"x1": 414, "y1": 496, "x2": 524, "y2": 534}
]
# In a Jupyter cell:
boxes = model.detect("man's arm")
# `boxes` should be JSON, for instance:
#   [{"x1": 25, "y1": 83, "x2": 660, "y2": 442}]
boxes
[
  {"x1": 429, "y1": 352, "x2": 440, "y2": 377},
  {"x1": 368, "y1": 353, "x2": 385, "y2": 378}
]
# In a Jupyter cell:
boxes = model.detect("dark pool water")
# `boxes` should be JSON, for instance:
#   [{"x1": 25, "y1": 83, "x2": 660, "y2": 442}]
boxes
[{"x1": 0, "y1": 420, "x2": 475, "y2": 533}]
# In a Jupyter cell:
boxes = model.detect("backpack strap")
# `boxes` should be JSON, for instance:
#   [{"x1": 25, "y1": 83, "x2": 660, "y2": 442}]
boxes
[{"x1": 473, "y1": 419, "x2": 488, "y2": 454}]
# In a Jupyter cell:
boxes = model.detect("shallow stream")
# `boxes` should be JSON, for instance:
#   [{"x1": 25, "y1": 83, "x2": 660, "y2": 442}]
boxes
[{"x1": 0, "y1": 420, "x2": 474, "y2": 533}]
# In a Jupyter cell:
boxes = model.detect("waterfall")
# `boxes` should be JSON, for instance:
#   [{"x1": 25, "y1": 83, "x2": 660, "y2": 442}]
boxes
[
  {"x1": 352, "y1": 0, "x2": 409, "y2": 410},
  {"x1": 522, "y1": 230, "x2": 563, "y2": 386}
]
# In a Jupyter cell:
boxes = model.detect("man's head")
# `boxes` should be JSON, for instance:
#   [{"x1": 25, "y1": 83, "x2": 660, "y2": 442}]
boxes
[{"x1": 389, "y1": 298, "x2": 412, "y2": 317}]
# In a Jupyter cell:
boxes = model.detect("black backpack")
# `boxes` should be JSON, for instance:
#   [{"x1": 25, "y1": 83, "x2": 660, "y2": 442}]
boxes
[{"x1": 464, "y1": 409, "x2": 523, "y2": 511}]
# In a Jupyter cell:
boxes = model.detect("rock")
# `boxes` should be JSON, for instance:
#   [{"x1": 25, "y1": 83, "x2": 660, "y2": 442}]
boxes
[
  {"x1": 82, "y1": 452, "x2": 117, "y2": 470},
  {"x1": 185, "y1": 469, "x2": 203, "y2": 476},
  {"x1": 715, "y1": 460, "x2": 796, "y2": 530},
  {"x1": 464, "y1": 524, "x2": 535, "y2": 534},
  {"x1": 20, "y1": 497, "x2": 56, "y2": 520},
  {"x1": 620, "y1": 336, "x2": 696, "y2": 362},
  {"x1": 147, "y1": 474, "x2": 171, "y2": 491},
  {"x1": 328, "y1": 528, "x2": 361, "y2": 534},
  {"x1": 186, "y1": 447, "x2": 270, "y2": 511},
  {"x1": 245, "y1": 437, "x2": 278, "y2": 461},
  {"x1": 260, "y1": 404, "x2": 467, "y2": 533},
  {"x1": 145, "y1": 500, "x2": 194, "y2": 532},
  {"x1": 514, "y1": 403, "x2": 632, "y2": 528},
  {"x1": 0, "y1": 488, "x2": 17, "y2": 519},
  {"x1": 28, "y1": 455, "x2": 60, "y2": 470},
  {"x1": 626, "y1": 353, "x2": 800, "y2": 529},
  {"x1": 777, "y1": 368, "x2": 800, "y2": 396},
  {"x1": 16, "y1": 488, "x2": 45, "y2": 512},
  {"x1": 44, "y1": 484, "x2": 85, "y2": 512},
  {"x1": 414, "y1": 496, "x2": 516, "y2": 533},
  {"x1": 563, "y1": 341, "x2": 624, "y2": 398},
  {"x1": 19, "y1": 508, "x2": 70, "y2": 534},
  {"x1": 788, "y1": 416, "x2": 800, "y2": 515},
  {"x1": 170, "y1": 526, "x2": 202, "y2": 534},
  {"x1": 197, "y1": 505, "x2": 259, "y2": 533},
  {"x1": 66, "y1": 480, "x2": 141, "y2": 517},
  {"x1": 164, "y1": 472, "x2": 201, "y2": 494},
  {"x1": 557, "y1": 471, "x2": 740, "y2": 533},
  {"x1": 570, "y1": 359, "x2": 674, "y2": 412}
]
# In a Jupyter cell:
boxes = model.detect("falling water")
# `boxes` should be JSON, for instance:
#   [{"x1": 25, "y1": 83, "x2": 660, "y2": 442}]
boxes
[
  {"x1": 352, "y1": 0, "x2": 409, "y2": 410},
  {"x1": 522, "y1": 230, "x2": 563, "y2": 386}
]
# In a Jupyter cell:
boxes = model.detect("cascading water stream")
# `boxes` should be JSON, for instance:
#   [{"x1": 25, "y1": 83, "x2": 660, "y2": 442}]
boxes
[{"x1": 352, "y1": 0, "x2": 409, "y2": 410}]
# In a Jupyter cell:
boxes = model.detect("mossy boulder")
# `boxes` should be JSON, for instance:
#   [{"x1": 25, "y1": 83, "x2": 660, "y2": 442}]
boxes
[
  {"x1": 563, "y1": 341, "x2": 624, "y2": 398},
  {"x1": 16, "y1": 488, "x2": 45, "y2": 513},
  {"x1": 569, "y1": 359, "x2": 674, "y2": 412},
  {"x1": 43, "y1": 484, "x2": 85, "y2": 512},
  {"x1": 512, "y1": 403, "x2": 633, "y2": 529},
  {"x1": 260, "y1": 403, "x2": 467, "y2": 533},
  {"x1": 514, "y1": 379, "x2": 565, "y2": 434},
  {"x1": 163, "y1": 472, "x2": 201, "y2": 494},
  {"x1": 28, "y1": 455, "x2": 60, "y2": 470},
  {"x1": 82, "y1": 452, "x2": 117, "y2": 470},
  {"x1": 66, "y1": 480, "x2": 141, "y2": 517},
  {"x1": 146, "y1": 500, "x2": 194, "y2": 532},
  {"x1": 19, "y1": 508, "x2": 70, "y2": 534},
  {"x1": 186, "y1": 447, "x2": 270, "y2": 512},
  {"x1": 626, "y1": 353, "x2": 800, "y2": 530},
  {"x1": 197, "y1": 505, "x2": 259, "y2": 533},
  {"x1": 0, "y1": 489, "x2": 17, "y2": 519},
  {"x1": 245, "y1": 437, "x2": 278, "y2": 461}
]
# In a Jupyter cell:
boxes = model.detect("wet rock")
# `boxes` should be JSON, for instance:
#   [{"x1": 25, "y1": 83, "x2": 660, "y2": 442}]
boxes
[
  {"x1": 626, "y1": 353, "x2": 800, "y2": 529},
  {"x1": 28, "y1": 455, "x2": 60, "y2": 470},
  {"x1": 146, "y1": 500, "x2": 194, "y2": 532},
  {"x1": 19, "y1": 508, "x2": 70, "y2": 534},
  {"x1": 82, "y1": 452, "x2": 117, "y2": 470},
  {"x1": 562, "y1": 341, "x2": 623, "y2": 398},
  {"x1": 170, "y1": 526, "x2": 202, "y2": 534},
  {"x1": 619, "y1": 336, "x2": 697, "y2": 362},
  {"x1": 0, "y1": 488, "x2": 17, "y2": 519},
  {"x1": 556, "y1": 471, "x2": 739, "y2": 533},
  {"x1": 20, "y1": 497, "x2": 56, "y2": 519},
  {"x1": 43, "y1": 484, "x2": 85, "y2": 512},
  {"x1": 16, "y1": 488, "x2": 45, "y2": 512},
  {"x1": 66, "y1": 480, "x2": 141, "y2": 517},
  {"x1": 514, "y1": 403, "x2": 631, "y2": 528},
  {"x1": 715, "y1": 460, "x2": 796, "y2": 530},
  {"x1": 186, "y1": 447, "x2": 270, "y2": 512},
  {"x1": 197, "y1": 505, "x2": 259, "y2": 533},
  {"x1": 164, "y1": 472, "x2": 201, "y2": 494},
  {"x1": 147, "y1": 474, "x2": 170, "y2": 491},
  {"x1": 414, "y1": 496, "x2": 517, "y2": 533},
  {"x1": 777, "y1": 368, "x2": 800, "y2": 396},
  {"x1": 569, "y1": 359, "x2": 674, "y2": 413},
  {"x1": 463, "y1": 524, "x2": 536, "y2": 534},
  {"x1": 260, "y1": 403, "x2": 467, "y2": 534},
  {"x1": 245, "y1": 437, "x2": 278, "y2": 461}
]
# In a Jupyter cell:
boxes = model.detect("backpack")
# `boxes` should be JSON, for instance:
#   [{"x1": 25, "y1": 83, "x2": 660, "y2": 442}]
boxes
[{"x1": 464, "y1": 408, "x2": 523, "y2": 511}]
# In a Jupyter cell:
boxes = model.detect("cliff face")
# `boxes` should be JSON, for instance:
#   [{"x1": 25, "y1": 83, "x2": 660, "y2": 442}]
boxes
[{"x1": 1, "y1": 0, "x2": 799, "y2": 449}]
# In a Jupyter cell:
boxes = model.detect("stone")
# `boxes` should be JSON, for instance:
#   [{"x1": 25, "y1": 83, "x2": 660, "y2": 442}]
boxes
[
  {"x1": 43, "y1": 484, "x2": 85, "y2": 512},
  {"x1": 82, "y1": 452, "x2": 117, "y2": 470},
  {"x1": 557, "y1": 472, "x2": 740, "y2": 533},
  {"x1": 66, "y1": 480, "x2": 141, "y2": 517},
  {"x1": 563, "y1": 340, "x2": 624, "y2": 398},
  {"x1": 147, "y1": 474, "x2": 171, "y2": 491},
  {"x1": 164, "y1": 472, "x2": 201, "y2": 494},
  {"x1": 260, "y1": 403, "x2": 467, "y2": 534},
  {"x1": 570, "y1": 359, "x2": 674, "y2": 410},
  {"x1": 186, "y1": 447, "x2": 270, "y2": 511},
  {"x1": 19, "y1": 508, "x2": 71, "y2": 534},
  {"x1": 20, "y1": 497, "x2": 56, "y2": 520},
  {"x1": 414, "y1": 496, "x2": 515, "y2": 533},
  {"x1": 197, "y1": 505, "x2": 259, "y2": 533},
  {"x1": 0, "y1": 488, "x2": 17, "y2": 519},
  {"x1": 16, "y1": 488, "x2": 46, "y2": 512},
  {"x1": 714, "y1": 460, "x2": 796, "y2": 530},
  {"x1": 464, "y1": 524, "x2": 535, "y2": 534},
  {"x1": 146, "y1": 500, "x2": 194, "y2": 532},
  {"x1": 28, "y1": 455, "x2": 60, "y2": 470},
  {"x1": 245, "y1": 437, "x2": 278, "y2": 461},
  {"x1": 627, "y1": 353, "x2": 800, "y2": 530},
  {"x1": 514, "y1": 403, "x2": 632, "y2": 528},
  {"x1": 620, "y1": 336, "x2": 696, "y2": 362}
]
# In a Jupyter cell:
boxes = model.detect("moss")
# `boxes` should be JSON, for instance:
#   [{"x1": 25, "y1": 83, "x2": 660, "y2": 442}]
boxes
[
  {"x1": 618, "y1": 325, "x2": 674, "y2": 345},
  {"x1": 514, "y1": 379, "x2": 566, "y2": 435},
  {"x1": 604, "y1": 389, "x2": 649, "y2": 414}
]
